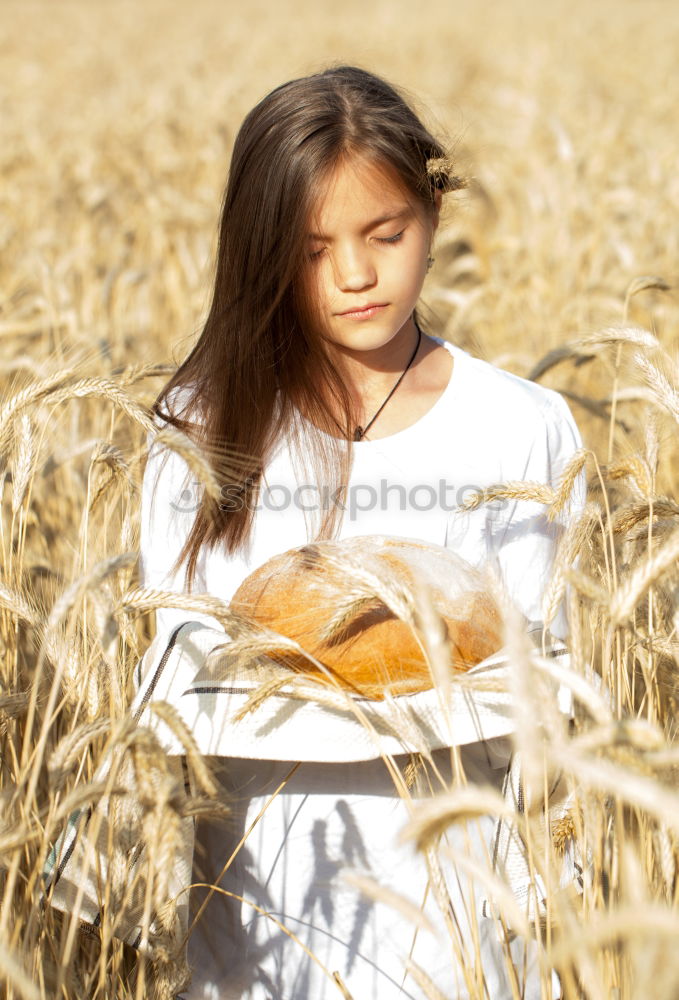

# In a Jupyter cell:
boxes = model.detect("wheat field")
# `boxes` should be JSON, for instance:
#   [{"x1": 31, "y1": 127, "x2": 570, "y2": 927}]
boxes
[{"x1": 1, "y1": 0, "x2": 679, "y2": 996}]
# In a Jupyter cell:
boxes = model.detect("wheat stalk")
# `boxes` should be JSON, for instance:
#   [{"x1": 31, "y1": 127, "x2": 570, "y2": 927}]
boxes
[
  {"x1": 542, "y1": 501, "x2": 599, "y2": 627},
  {"x1": 399, "y1": 786, "x2": 514, "y2": 852},
  {"x1": 460, "y1": 481, "x2": 556, "y2": 512},
  {"x1": 88, "y1": 441, "x2": 135, "y2": 511},
  {"x1": 47, "y1": 717, "x2": 112, "y2": 788},
  {"x1": 118, "y1": 586, "x2": 248, "y2": 634},
  {"x1": 0, "y1": 367, "x2": 77, "y2": 456},
  {"x1": 403, "y1": 960, "x2": 450, "y2": 1000},
  {"x1": 607, "y1": 454, "x2": 654, "y2": 500},
  {"x1": 11, "y1": 413, "x2": 36, "y2": 513},
  {"x1": 153, "y1": 424, "x2": 222, "y2": 503},
  {"x1": 0, "y1": 691, "x2": 29, "y2": 718},
  {"x1": 47, "y1": 377, "x2": 157, "y2": 431},
  {"x1": 634, "y1": 351, "x2": 679, "y2": 425},
  {"x1": 548, "y1": 446, "x2": 589, "y2": 522},
  {"x1": 575, "y1": 325, "x2": 661, "y2": 351},
  {"x1": 608, "y1": 527, "x2": 679, "y2": 625},
  {"x1": 231, "y1": 675, "x2": 296, "y2": 721},
  {"x1": 0, "y1": 582, "x2": 40, "y2": 626},
  {"x1": 299, "y1": 544, "x2": 417, "y2": 626},
  {"x1": 317, "y1": 592, "x2": 382, "y2": 643},
  {"x1": 117, "y1": 362, "x2": 177, "y2": 386},
  {"x1": 46, "y1": 552, "x2": 137, "y2": 630},
  {"x1": 623, "y1": 275, "x2": 672, "y2": 316},
  {"x1": 146, "y1": 700, "x2": 219, "y2": 797},
  {"x1": 613, "y1": 499, "x2": 679, "y2": 535}
]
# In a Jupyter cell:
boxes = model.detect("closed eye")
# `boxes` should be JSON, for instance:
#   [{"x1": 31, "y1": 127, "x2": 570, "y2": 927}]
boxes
[
  {"x1": 375, "y1": 229, "x2": 405, "y2": 245},
  {"x1": 307, "y1": 228, "x2": 405, "y2": 261}
]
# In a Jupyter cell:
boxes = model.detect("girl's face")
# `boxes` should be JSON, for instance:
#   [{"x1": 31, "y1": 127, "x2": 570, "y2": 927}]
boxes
[{"x1": 303, "y1": 155, "x2": 440, "y2": 361}]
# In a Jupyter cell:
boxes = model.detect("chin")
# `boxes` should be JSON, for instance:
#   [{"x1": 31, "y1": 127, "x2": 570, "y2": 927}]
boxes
[
  {"x1": 331, "y1": 333, "x2": 399, "y2": 354},
  {"x1": 327, "y1": 320, "x2": 411, "y2": 351}
]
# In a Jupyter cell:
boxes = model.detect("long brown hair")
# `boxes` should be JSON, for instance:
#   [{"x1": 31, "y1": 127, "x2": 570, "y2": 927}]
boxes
[{"x1": 152, "y1": 64, "x2": 463, "y2": 589}]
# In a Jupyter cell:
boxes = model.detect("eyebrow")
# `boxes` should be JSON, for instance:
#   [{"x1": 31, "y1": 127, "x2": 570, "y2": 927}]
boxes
[{"x1": 307, "y1": 207, "x2": 412, "y2": 242}]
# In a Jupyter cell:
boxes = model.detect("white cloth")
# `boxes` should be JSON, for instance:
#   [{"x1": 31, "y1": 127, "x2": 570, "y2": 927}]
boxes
[
  {"x1": 141, "y1": 338, "x2": 586, "y2": 643},
  {"x1": 183, "y1": 747, "x2": 557, "y2": 1000},
  {"x1": 133, "y1": 620, "x2": 572, "y2": 763},
  {"x1": 134, "y1": 340, "x2": 585, "y2": 999}
]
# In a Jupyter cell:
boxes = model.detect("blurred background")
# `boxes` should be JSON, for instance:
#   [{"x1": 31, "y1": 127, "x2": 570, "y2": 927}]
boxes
[{"x1": 3, "y1": 0, "x2": 677, "y2": 385}]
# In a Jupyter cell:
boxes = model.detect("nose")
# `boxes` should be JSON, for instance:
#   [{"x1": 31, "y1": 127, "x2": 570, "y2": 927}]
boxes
[{"x1": 332, "y1": 243, "x2": 376, "y2": 292}]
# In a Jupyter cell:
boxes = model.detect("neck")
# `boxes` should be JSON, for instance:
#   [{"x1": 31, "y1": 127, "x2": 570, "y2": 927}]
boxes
[{"x1": 325, "y1": 316, "x2": 421, "y2": 402}]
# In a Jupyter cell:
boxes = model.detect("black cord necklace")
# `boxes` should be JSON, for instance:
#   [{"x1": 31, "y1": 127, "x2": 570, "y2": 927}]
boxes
[{"x1": 352, "y1": 324, "x2": 422, "y2": 441}]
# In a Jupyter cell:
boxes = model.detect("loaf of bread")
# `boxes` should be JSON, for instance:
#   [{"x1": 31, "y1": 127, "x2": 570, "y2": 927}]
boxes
[{"x1": 229, "y1": 535, "x2": 504, "y2": 700}]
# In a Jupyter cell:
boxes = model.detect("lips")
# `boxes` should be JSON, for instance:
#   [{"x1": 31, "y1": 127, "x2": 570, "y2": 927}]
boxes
[{"x1": 337, "y1": 303, "x2": 388, "y2": 319}]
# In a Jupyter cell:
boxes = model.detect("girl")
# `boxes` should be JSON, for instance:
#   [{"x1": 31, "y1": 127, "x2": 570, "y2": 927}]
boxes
[{"x1": 140, "y1": 66, "x2": 585, "y2": 999}]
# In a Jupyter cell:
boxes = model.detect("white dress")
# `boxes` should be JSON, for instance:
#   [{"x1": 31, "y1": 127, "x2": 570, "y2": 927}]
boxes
[{"x1": 139, "y1": 338, "x2": 586, "y2": 999}]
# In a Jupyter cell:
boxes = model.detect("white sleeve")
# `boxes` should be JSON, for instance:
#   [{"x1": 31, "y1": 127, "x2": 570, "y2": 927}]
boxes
[
  {"x1": 488, "y1": 391, "x2": 586, "y2": 640},
  {"x1": 139, "y1": 426, "x2": 227, "y2": 644}
]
